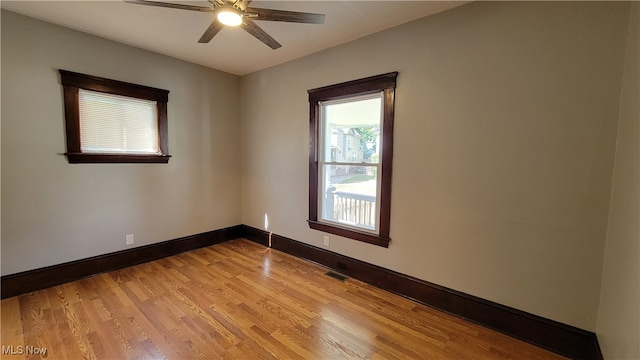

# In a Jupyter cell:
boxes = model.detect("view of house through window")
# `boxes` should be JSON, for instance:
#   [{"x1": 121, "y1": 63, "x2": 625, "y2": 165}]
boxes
[
  {"x1": 308, "y1": 71, "x2": 397, "y2": 247},
  {"x1": 320, "y1": 93, "x2": 383, "y2": 232}
]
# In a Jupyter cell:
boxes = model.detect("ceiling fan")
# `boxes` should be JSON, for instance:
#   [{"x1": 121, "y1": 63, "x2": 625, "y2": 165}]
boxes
[{"x1": 124, "y1": 0, "x2": 325, "y2": 49}]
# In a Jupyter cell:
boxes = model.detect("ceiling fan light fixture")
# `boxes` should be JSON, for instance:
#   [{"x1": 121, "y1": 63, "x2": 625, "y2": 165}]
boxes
[{"x1": 217, "y1": 6, "x2": 243, "y2": 27}]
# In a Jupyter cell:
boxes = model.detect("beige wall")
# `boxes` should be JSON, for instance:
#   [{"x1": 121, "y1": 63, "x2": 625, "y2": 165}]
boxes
[
  {"x1": 241, "y1": 2, "x2": 631, "y2": 331},
  {"x1": 1, "y1": 10, "x2": 242, "y2": 275},
  {"x1": 597, "y1": 3, "x2": 640, "y2": 360}
]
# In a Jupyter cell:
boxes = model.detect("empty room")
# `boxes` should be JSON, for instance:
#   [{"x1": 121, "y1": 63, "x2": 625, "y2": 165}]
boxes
[{"x1": 1, "y1": 1, "x2": 638, "y2": 359}]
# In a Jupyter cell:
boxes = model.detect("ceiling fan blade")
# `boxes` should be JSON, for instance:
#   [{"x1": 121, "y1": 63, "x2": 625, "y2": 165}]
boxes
[
  {"x1": 242, "y1": 19, "x2": 282, "y2": 50},
  {"x1": 124, "y1": 0, "x2": 214, "y2": 13},
  {"x1": 245, "y1": 7, "x2": 325, "y2": 24},
  {"x1": 234, "y1": 0, "x2": 252, "y2": 11},
  {"x1": 198, "y1": 18, "x2": 225, "y2": 43}
]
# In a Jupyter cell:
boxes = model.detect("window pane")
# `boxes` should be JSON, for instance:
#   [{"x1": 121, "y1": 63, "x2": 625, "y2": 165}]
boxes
[
  {"x1": 322, "y1": 95, "x2": 382, "y2": 164},
  {"x1": 321, "y1": 164, "x2": 378, "y2": 231},
  {"x1": 79, "y1": 89, "x2": 159, "y2": 154}
]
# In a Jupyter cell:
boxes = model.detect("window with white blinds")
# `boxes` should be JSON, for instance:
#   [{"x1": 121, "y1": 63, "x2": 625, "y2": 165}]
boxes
[
  {"x1": 79, "y1": 89, "x2": 159, "y2": 154},
  {"x1": 60, "y1": 69, "x2": 170, "y2": 164}
]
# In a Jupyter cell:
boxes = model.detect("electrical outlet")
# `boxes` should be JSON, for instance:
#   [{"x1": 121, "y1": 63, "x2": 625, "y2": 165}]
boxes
[
  {"x1": 126, "y1": 234, "x2": 134, "y2": 245},
  {"x1": 323, "y1": 235, "x2": 330, "y2": 247}
]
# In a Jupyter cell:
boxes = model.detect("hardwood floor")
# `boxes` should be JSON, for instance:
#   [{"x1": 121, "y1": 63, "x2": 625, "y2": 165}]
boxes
[{"x1": 1, "y1": 239, "x2": 568, "y2": 359}]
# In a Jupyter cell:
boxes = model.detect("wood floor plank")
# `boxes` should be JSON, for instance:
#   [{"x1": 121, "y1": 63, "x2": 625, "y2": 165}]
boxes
[
  {"x1": 1, "y1": 297, "x2": 27, "y2": 360},
  {"x1": 1, "y1": 239, "x2": 569, "y2": 360},
  {"x1": 247, "y1": 324, "x2": 305, "y2": 360}
]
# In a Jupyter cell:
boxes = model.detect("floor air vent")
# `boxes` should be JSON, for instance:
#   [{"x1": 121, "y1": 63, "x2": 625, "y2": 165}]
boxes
[{"x1": 325, "y1": 271, "x2": 347, "y2": 281}]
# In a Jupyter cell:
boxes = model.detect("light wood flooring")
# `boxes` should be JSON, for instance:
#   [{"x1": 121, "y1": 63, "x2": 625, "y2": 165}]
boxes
[{"x1": 1, "y1": 239, "x2": 568, "y2": 359}]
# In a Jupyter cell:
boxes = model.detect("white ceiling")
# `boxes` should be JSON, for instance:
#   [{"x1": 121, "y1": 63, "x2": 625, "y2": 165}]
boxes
[{"x1": 1, "y1": 0, "x2": 468, "y2": 75}]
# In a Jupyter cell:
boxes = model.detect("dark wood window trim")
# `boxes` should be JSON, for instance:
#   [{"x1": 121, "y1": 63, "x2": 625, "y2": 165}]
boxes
[
  {"x1": 59, "y1": 70, "x2": 171, "y2": 164},
  {"x1": 307, "y1": 72, "x2": 397, "y2": 248}
]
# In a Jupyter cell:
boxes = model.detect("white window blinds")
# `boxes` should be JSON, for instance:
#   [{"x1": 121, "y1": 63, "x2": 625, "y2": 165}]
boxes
[{"x1": 78, "y1": 89, "x2": 159, "y2": 154}]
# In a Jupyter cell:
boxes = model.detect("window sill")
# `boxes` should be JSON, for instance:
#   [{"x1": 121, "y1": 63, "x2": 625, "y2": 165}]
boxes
[
  {"x1": 307, "y1": 220, "x2": 390, "y2": 248},
  {"x1": 65, "y1": 153, "x2": 171, "y2": 164}
]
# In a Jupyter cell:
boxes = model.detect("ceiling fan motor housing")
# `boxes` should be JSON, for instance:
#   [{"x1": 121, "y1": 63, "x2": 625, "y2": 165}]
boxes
[{"x1": 216, "y1": 4, "x2": 243, "y2": 26}]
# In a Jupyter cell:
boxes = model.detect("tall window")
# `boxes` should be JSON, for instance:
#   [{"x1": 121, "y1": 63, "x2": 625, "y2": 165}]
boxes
[
  {"x1": 308, "y1": 72, "x2": 397, "y2": 247},
  {"x1": 60, "y1": 70, "x2": 171, "y2": 163}
]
